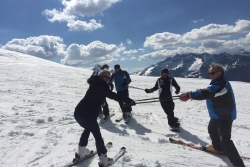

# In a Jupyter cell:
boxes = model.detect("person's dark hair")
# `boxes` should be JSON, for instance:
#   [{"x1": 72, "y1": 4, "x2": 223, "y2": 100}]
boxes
[
  {"x1": 101, "y1": 64, "x2": 109, "y2": 69},
  {"x1": 114, "y1": 64, "x2": 120, "y2": 69},
  {"x1": 161, "y1": 68, "x2": 169, "y2": 74},
  {"x1": 209, "y1": 63, "x2": 225, "y2": 76}
]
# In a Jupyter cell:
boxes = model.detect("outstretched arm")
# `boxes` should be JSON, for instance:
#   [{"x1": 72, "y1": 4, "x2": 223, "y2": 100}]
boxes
[{"x1": 145, "y1": 79, "x2": 159, "y2": 93}]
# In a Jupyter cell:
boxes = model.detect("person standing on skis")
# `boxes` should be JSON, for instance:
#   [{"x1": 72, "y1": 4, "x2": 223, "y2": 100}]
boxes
[
  {"x1": 144, "y1": 68, "x2": 180, "y2": 128},
  {"x1": 92, "y1": 64, "x2": 111, "y2": 119},
  {"x1": 179, "y1": 63, "x2": 245, "y2": 167},
  {"x1": 74, "y1": 69, "x2": 135, "y2": 166},
  {"x1": 109, "y1": 64, "x2": 132, "y2": 119}
]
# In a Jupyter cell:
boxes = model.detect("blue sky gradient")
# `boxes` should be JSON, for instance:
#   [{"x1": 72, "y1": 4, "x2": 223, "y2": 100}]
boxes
[{"x1": 1, "y1": 0, "x2": 250, "y2": 72}]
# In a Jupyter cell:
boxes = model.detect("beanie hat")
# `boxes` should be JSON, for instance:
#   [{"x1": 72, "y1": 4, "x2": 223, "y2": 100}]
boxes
[
  {"x1": 114, "y1": 64, "x2": 120, "y2": 69},
  {"x1": 161, "y1": 68, "x2": 169, "y2": 74}
]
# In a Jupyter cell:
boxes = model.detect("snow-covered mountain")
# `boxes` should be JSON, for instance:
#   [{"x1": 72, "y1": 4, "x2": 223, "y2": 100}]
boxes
[
  {"x1": 138, "y1": 52, "x2": 250, "y2": 82},
  {"x1": 1, "y1": 49, "x2": 250, "y2": 167}
]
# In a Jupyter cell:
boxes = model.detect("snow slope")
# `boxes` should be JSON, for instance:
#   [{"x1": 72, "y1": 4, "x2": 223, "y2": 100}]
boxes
[{"x1": 0, "y1": 49, "x2": 250, "y2": 167}]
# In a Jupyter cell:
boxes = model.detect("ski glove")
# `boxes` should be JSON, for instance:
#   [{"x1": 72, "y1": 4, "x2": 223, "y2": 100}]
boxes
[
  {"x1": 122, "y1": 82, "x2": 128, "y2": 87},
  {"x1": 179, "y1": 92, "x2": 192, "y2": 102},
  {"x1": 175, "y1": 90, "x2": 180, "y2": 94},
  {"x1": 145, "y1": 89, "x2": 153, "y2": 93},
  {"x1": 124, "y1": 99, "x2": 136, "y2": 107}
]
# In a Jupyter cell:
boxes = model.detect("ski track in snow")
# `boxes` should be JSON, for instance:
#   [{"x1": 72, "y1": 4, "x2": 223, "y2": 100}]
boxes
[{"x1": 1, "y1": 49, "x2": 250, "y2": 167}]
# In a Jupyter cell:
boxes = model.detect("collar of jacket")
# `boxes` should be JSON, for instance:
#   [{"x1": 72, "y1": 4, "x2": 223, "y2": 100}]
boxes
[{"x1": 210, "y1": 76, "x2": 225, "y2": 85}]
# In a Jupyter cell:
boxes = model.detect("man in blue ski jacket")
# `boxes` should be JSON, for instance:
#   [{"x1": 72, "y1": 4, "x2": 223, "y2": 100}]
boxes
[
  {"x1": 179, "y1": 63, "x2": 245, "y2": 167},
  {"x1": 109, "y1": 64, "x2": 132, "y2": 118}
]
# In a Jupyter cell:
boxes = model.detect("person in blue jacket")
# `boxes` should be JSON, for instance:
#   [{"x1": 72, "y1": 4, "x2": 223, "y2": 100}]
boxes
[
  {"x1": 179, "y1": 63, "x2": 245, "y2": 167},
  {"x1": 109, "y1": 64, "x2": 132, "y2": 119}
]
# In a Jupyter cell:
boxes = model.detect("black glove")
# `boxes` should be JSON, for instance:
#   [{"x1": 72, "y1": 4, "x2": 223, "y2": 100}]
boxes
[
  {"x1": 124, "y1": 99, "x2": 136, "y2": 107},
  {"x1": 122, "y1": 82, "x2": 128, "y2": 87},
  {"x1": 175, "y1": 90, "x2": 180, "y2": 94},
  {"x1": 145, "y1": 89, "x2": 152, "y2": 93},
  {"x1": 110, "y1": 84, "x2": 114, "y2": 90}
]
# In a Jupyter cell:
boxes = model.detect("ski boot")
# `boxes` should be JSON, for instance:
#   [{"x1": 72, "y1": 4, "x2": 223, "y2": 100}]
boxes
[
  {"x1": 99, "y1": 153, "x2": 113, "y2": 167},
  {"x1": 75, "y1": 146, "x2": 92, "y2": 159}
]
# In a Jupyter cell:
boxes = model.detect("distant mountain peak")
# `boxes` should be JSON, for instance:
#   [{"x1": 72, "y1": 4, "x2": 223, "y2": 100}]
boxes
[{"x1": 138, "y1": 52, "x2": 250, "y2": 82}]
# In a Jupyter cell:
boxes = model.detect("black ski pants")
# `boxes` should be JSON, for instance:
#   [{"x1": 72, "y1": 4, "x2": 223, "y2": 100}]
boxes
[
  {"x1": 208, "y1": 119, "x2": 245, "y2": 167},
  {"x1": 160, "y1": 100, "x2": 175, "y2": 125},
  {"x1": 117, "y1": 89, "x2": 132, "y2": 113},
  {"x1": 102, "y1": 98, "x2": 110, "y2": 116},
  {"x1": 74, "y1": 111, "x2": 107, "y2": 156}
]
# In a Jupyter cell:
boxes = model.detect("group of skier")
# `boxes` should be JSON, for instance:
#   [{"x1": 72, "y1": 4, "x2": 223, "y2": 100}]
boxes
[{"x1": 73, "y1": 62, "x2": 245, "y2": 167}]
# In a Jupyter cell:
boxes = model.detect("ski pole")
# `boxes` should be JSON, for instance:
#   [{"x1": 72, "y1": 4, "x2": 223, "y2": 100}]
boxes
[
  {"x1": 134, "y1": 97, "x2": 180, "y2": 105},
  {"x1": 129, "y1": 86, "x2": 145, "y2": 90},
  {"x1": 135, "y1": 96, "x2": 180, "y2": 102}
]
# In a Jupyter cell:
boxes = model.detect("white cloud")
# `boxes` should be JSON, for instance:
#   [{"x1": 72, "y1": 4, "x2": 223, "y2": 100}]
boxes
[
  {"x1": 138, "y1": 48, "x2": 145, "y2": 52},
  {"x1": 140, "y1": 32, "x2": 250, "y2": 61},
  {"x1": 67, "y1": 19, "x2": 103, "y2": 31},
  {"x1": 123, "y1": 49, "x2": 138, "y2": 55},
  {"x1": 140, "y1": 20, "x2": 250, "y2": 60},
  {"x1": 43, "y1": 0, "x2": 121, "y2": 31},
  {"x1": 1, "y1": 35, "x2": 66, "y2": 59},
  {"x1": 2, "y1": 36, "x2": 125, "y2": 64},
  {"x1": 139, "y1": 47, "x2": 206, "y2": 61},
  {"x1": 144, "y1": 32, "x2": 184, "y2": 49},
  {"x1": 130, "y1": 56, "x2": 137, "y2": 60},
  {"x1": 192, "y1": 19, "x2": 204, "y2": 23},
  {"x1": 61, "y1": 40, "x2": 121, "y2": 65},
  {"x1": 126, "y1": 39, "x2": 132, "y2": 45},
  {"x1": 144, "y1": 20, "x2": 250, "y2": 50}
]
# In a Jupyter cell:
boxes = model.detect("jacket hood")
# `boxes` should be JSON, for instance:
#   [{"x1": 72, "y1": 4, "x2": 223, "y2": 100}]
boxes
[{"x1": 87, "y1": 75, "x2": 107, "y2": 86}]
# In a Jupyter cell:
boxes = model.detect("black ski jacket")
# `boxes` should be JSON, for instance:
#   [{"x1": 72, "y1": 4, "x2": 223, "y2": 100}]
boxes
[
  {"x1": 75, "y1": 75, "x2": 132, "y2": 117},
  {"x1": 150, "y1": 77, "x2": 180, "y2": 98}
]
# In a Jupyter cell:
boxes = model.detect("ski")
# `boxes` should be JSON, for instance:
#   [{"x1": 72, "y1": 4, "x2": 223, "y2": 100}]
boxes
[
  {"x1": 169, "y1": 138, "x2": 250, "y2": 161},
  {"x1": 65, "y1": 142, "x2": 113, "y2": 167},
  {"x1": 98, "y1": 147, "x2": 126, "y2": 167},
  {"x1": 99, "y1": 111, "x2": 116, "y2": 124}
]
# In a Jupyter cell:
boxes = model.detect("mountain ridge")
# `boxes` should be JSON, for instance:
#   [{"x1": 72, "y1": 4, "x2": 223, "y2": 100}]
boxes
[{"x1": 138, "y1": 52, "x2": 250, "y2": 82}]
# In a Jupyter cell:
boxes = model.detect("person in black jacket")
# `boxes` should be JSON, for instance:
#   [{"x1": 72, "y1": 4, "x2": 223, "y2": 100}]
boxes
[
  {"x1": 144, "y1": 68, "x2": 180, "y2": 128},
  {"x1": 92, "y1": 64, "x2": 111, "y2": 118},
  {"x1": 74, "y1": 69, "x2": 135, "y2": 166}
]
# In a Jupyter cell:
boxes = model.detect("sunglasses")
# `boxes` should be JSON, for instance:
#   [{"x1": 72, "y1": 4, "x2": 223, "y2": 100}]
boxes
[
  {"x1": 209, "y1": 71, "x2": 219, "y2": 75},
  {"x1": 103, "y1": 76, "x2": 111, "y2": 80}
]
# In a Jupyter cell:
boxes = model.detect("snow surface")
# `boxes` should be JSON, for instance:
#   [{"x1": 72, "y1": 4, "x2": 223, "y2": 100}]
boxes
[{"x1": 0, "y1": 49, "x2": 250, "y2": 167}]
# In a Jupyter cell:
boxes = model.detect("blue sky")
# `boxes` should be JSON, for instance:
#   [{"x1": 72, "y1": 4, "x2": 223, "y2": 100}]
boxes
[{"x1": 1, "y1": 0, "x2": 250, "y2": 72}]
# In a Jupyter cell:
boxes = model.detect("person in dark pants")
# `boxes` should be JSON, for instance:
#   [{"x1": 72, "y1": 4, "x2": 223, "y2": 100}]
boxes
[
  {"x1": 109, "y1": 64, "x2": 132, "y2": 119},
  {"x1": 179, "y1": 63, "x2": 245, "y2": 167},
  {"x1": 74, "y1": 69, "x2": 135, "y2": 166},
  {"x1": 144, "y1": 68, "x2": 180, "y2": 128},
  {"x1": 92, "y1": 64, "x2": 111, "y2": 118}
]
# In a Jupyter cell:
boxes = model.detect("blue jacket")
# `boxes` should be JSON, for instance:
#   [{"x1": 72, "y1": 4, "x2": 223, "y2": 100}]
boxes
[
  {"x1": 110, "y1": 69, "x2": 131, "y2": 92},
  {"x1": 191, "y1": 76, "x2": 236, "y2": 120}
]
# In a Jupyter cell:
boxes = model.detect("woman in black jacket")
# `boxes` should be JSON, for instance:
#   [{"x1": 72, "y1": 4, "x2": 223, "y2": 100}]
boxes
[{"x1": 74, "y1": 69, "x2": 135, "y2": 166}]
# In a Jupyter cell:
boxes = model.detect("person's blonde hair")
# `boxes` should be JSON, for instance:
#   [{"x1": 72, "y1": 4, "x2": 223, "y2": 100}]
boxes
[
  {"x1": 98, "y1": 69, "x2": 111, "y2": 76},
  {"x1": 209, "y1": 63, "x2": 225, "y2": 76}
]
